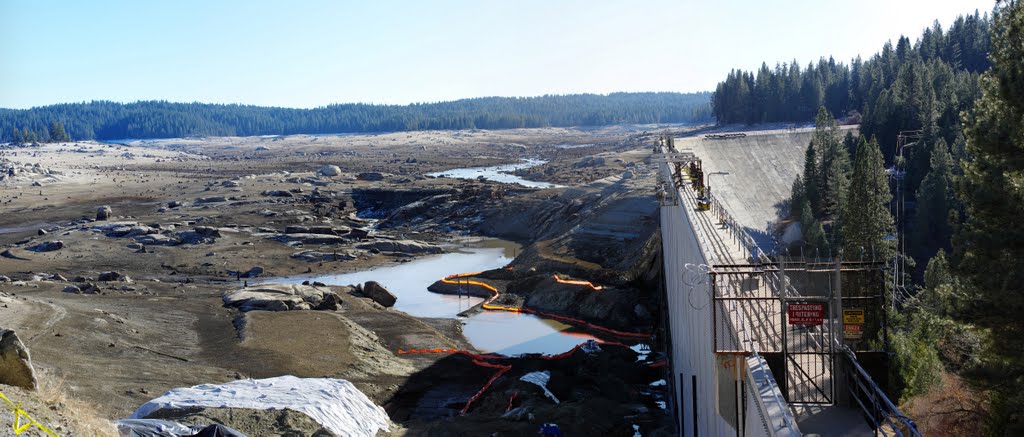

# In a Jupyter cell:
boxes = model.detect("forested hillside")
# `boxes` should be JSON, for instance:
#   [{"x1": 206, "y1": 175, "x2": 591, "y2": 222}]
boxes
[
  {"x1": 0, "y1": 92, "x2": 712, "y2": 142},
  {"x1": 722, "y1": 3, "x2": 1024, "y2": 434},
  {"x1": 712, "y1": 11, "x2": 989, "y2": 164}
]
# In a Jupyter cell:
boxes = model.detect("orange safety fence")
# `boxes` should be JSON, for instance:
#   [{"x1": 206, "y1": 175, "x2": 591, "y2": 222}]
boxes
[
  {"x1": 460, "y1": 360, "x2": 512, "y2": 414},
  {"x1": 552, "y1": 274, "x2": 604, "y2": 291},
  {"x1": 440, "y1": 272, "x2": 651, "y2": 339},
  {"x1": 396, "y1": 341, "x2": 643, "y2": 414},
  {"x1": 505, "y1": 392, "x2": 519, "y2": 412}
]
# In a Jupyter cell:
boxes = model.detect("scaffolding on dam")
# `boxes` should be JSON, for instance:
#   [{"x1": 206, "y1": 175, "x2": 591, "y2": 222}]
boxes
[{"x1": 655, "y1": 132, "x2": 920, "y2": 437}]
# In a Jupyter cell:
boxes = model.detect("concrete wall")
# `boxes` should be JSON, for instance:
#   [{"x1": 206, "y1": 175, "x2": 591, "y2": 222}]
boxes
[
  {"x1": 660, "y1": 159, "x2": 731, "y2": 436},
  {"x1": 659, "y1": 158, "x2": 798, "y2": 437}
]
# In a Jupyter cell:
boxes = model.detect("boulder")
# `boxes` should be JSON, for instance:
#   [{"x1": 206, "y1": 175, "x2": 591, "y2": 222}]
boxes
[
  {"x1": 110, "y1": 225, "x2": 158, "y2": 238},
  {"x1": 63, "y1": 285, "x2": 81, "y2": 293},
  {"x1": 285, "y1": 226, "x2": 348, "y2": 236},
  {"x1": 355, "y1": 240, "x2": 443, "y2": 255},
  {"x1": 98, "y1": 271, "x2": 123, "y2": 281},
  {"x1": 96, "y1": 205, "x2": 112, "y2": 220},
  {"x1": 221, "y1": 180, "x2": 240, "y2": 188},
  {"x1": 194, "y1": 226, "x2": 222, "y2": 238},
  {"x1": 134, "y1": 234, "x2": 179, "y2": 246},
  {"x1": 0, "y1": 328, "x2": 37, "y2": 390},
  {"x1": 168, "y1": 200, "x2": 183, "y2": 208},
  {"x1": 222, "y1": 284, "x2": 345, "y2": 312},
  {"x1": 262, "y1": 190, "x2": 294, "y2": 198},
  {"x1": 195, "y1": 196, "x2": 227, "y2": 203},
  {"x1": 315, "y1": 292, "x2": 342, "y2": 311},
  {"x1": 361, "y1": 281, "x2": 397, "y2": 308},
  {"x1": 356, "y1": 172, "x2": 384, "y2": 181},
  {"x1": 27, "y1": 240, "x2": 63, "y2": 252},
  {"x1": 229, "y1": 266, "x2": 264, "y2": 279},
  {"x1": 273, "y1": 233, "x2": 348, "y2": 245},
  {"x1": 318, "y1": 165, "x2": 342, "y2": 177}
]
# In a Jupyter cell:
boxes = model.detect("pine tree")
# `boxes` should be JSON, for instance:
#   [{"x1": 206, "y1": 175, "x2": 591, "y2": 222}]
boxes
[
  {"x1": 22, "y1": 127, "x2": 32, "y2": 143},
  {"x1": 957, "y1": 2, "x2": 1024, "y2": 432},
  {"x1": 789, "y1": 175, "x2": 806, "y2": 217},
  {"x1": 803, "y1": 142, "x2": 821, "y2": 216},
  {"x1": 841, "y1": 136, "x2": 895, "y2": 258},
  {"x1": 912, "y1": 138, "x2": 954, "y2": 261},
  {"x1": 815, "y1": 107, "x2": 851, "y2": 220},
  {"x1": 11, "y1": 127, "x2": 21, "y2": 144},
  {"x1": 49, "y1": 121, "x2": 70, "y2": 142}
]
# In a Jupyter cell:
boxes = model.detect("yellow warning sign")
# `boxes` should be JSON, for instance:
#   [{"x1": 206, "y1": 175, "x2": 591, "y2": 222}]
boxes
[{"x1": 843, "y1": 309, "x2": 865, "y2": 324}]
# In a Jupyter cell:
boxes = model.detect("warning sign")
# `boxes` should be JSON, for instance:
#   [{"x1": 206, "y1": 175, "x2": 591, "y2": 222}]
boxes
[
  {"x1": 788, "y1": 303, "x2": 824, "y2": 325},
  {"x1": 844, "y1": 324, "x2": 864, "y2": 340},
  {"x1": 843, "y1": 309, "x2": 865, "y2": 324}
]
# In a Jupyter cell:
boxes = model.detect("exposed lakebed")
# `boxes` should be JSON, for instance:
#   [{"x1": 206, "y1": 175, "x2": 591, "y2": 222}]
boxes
[{"x1": 274, "y1": 238, "x2": 602, "y2": 356}]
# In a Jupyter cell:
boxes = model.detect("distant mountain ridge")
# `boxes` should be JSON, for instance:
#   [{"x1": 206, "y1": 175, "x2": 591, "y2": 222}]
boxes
[{"x1": 0, "y1": 92, "x2": 712, "y2": 142}]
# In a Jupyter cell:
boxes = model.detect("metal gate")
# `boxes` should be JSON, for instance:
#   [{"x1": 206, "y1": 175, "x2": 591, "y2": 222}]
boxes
[{"x1": 782, "y1": 298, "x2": 835, "y2": 404}]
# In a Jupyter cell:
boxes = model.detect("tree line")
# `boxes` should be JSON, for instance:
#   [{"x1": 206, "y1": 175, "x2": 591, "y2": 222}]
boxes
[
  {"x1": 0, "y1": 92, "x2": 712, "y2": 142},
  {"x1": 763, "y1": 3, "x2": 1024, "y2": 433},
  {"x1": 712, "y1": 10, "x2": 989, "y2": 165}
]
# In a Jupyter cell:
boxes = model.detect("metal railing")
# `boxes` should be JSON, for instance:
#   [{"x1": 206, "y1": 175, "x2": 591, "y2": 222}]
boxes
[{"x1": 843, "y1": 347, "x2": 921, "y2": 437}]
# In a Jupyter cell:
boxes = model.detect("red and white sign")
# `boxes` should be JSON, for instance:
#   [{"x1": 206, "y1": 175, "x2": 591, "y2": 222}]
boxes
[{"x1": 788, "y1": 303, "x2": 824, "y2": 325}]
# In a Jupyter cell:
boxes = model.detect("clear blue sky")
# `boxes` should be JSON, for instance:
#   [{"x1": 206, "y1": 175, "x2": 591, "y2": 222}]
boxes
[{"x1": 0, "y1": 0, "x2": 996, "y2": 109}]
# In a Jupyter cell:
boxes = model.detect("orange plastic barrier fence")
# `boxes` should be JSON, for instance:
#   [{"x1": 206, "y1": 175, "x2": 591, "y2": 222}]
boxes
[
  {"x1": 440, "y1": 272, "x2": 651, "y2": 339},
  {"x1": 397, "y1": 341, "x2": 643, "y2": 414},
  {"x1": 506, "y1": 392, "x2": 518, "y2": 412},
  {"x1": 461, "y1": 360, "x2": 512, "y2": 414},
  {"x1": 552, "y1": 275, "x2": 604, "y2": 291}
]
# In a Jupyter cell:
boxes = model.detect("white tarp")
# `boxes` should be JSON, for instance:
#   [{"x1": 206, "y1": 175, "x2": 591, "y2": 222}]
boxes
[
  {"x1": 520, "y1": 371, "x2": 559, "y2": 404},
  {"x1": 129, "y1": 376, "x2": 390, "y2": 437}
]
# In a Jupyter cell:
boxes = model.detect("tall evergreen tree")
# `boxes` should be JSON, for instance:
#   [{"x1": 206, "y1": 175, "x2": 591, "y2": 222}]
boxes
[
  {"x1": 803, "y1": 142, "x2": 822, "y2": 216},
  {"x1": 10, "y1": 127, "x2": 21, "y2": 144},
  {"x1": 815, "y1": 108, "x2": 851, "y2": 219},
  {"x1": 913, "y1": 138, "x2": 955, "y2": 261},
  {"x1": 841, "y1": 136, "x2": 895, "y2": 258},
  {"x1": 957, "y1": 1, "x2": 1024, "y2": 432},
  {"x1": 49, "y1": 121, "x2": 70, "y2": 142},
  {"x1": 789, "y1": 174, "x2": 807, "y2": 216}
]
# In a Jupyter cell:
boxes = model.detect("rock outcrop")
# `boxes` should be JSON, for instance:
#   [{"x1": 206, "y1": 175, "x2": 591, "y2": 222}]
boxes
[
  {"x1": 354, "y1": 240, "x2": 443, "y2": 255},
  {"x1": 0, "y1": 328, "x2": 37, "y2": 390},
  {"x1": 223, "y1": 284, "x2": 346, "y2": 312},
  {"x1": 360, "y1": 281, "x2": 397, "y2": 308},
  {"x1": 290, "y1": 251, "x2": 357, "y2": 262},
  {"x1": 27, "y1": 241, "x2": 63, "y2": 252}
]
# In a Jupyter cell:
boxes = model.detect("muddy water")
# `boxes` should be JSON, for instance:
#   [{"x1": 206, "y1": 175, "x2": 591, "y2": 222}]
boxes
[
  {"x1": 426, "y1": 159, "x2": 561, "y2": 188},
  {"x1": 286, "y1": 238, "x2": 600, "y2": 355}
]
